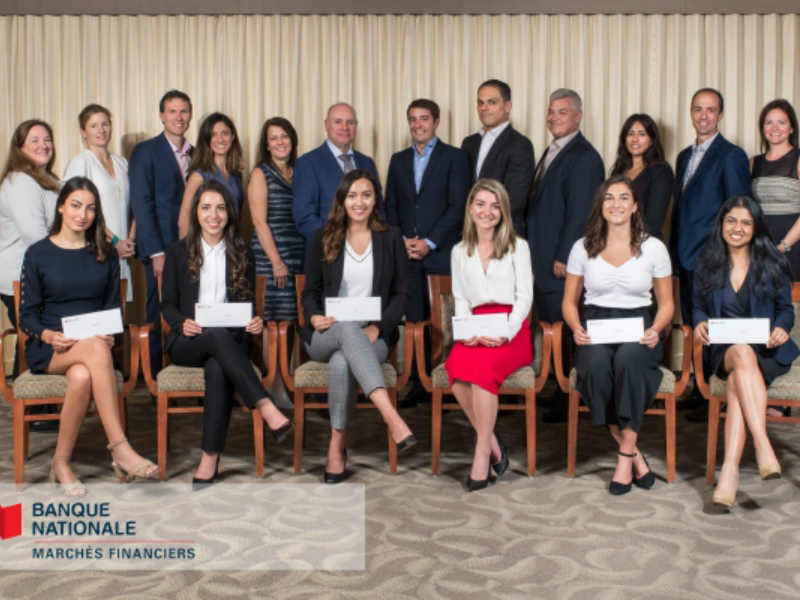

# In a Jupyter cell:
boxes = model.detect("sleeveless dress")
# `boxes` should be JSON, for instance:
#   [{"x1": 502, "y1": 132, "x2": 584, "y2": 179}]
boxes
[
  {"x1": 250, "y1": 163, "x2": 304, "y2": 321},
  {"x1": 752, "y1": 147, "x2": 800, "y2": 280}
]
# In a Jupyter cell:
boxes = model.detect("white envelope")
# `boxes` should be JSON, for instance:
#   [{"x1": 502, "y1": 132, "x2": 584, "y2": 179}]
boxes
[
  {"x1": 326, "y1": 297, "x2": 382, "y2": 321},
  {"x1": 709, "y1": 318, "x2": 770, "y2": 344},
  {"x1": 195, "y1": 303, "x2": 252, "y2": 327},
  {"x1": 62, "y1": 308, "x2": 124, "y2": 340},
  {"x1": 452, "y1": 313, "x2": 509, "y2": 340},
  {"x1": 586, "y1": 317, "x2": 645, "y2": 344}
]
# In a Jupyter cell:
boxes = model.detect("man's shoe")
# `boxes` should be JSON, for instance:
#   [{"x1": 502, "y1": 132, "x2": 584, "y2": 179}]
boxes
[{"x1": 541, "y1": 408, "x2": 567, "y2": 424}]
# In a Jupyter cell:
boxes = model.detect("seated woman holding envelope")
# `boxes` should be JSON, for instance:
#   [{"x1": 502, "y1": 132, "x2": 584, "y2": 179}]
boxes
[
  {"x1": 693, "y1": 195, "x2": 798, "y2": 508},
  {"x1": 302, "y1": 169, "x2": 416, "y2": 484},
  {"x1": 445, "y1": 179, "x2": 533, "y2": 492},
  {"x1": 19, "y1": 177, "x2": 158, "y2": 497},
  {"x1": 563, "y1": 175, "x2": 673, "y2": 496},
  {"x1": 161, "y1": 180, "x2": 293, "y2": 488}
]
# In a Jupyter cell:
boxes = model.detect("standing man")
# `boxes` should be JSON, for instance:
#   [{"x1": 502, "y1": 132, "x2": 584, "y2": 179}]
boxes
[
  {"x1": 386, "y1": 98, "x2": 471, "y2": 406},
  {"x1": 130, "y1": 90, "x2": 193, "y2": 377},
  {"x1": 670, "y1": 88, "x2": 751, "y2": 416},
  {"x1": 461, "y1": 79, "x2": 535, "y2": 237},
  {"x1": 292, "y1": 102, "x2": 381, "y2": 258},
  {"x1": 526, "y1": 88, "x2": 605, "y2": 423}
]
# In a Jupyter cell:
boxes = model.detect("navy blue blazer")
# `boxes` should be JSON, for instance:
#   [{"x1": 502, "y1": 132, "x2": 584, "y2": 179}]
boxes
[
  {"x1": 292, "y1": 142, "x2": 381, "y2": 253},
  {"x1": 693, "y1": 275, "x2": 800, "y2": 368},
  {"x1": 670, "y1": 134, "x2": 751, "y2": 272},
  {"x1": 524, "y1": 132, "x2": 605, "y2": 294},
  {"x1": 129, "y1": 132, "x2": 190, "y2": 261},
  {"x1": 384, "y1": 140, "x2": 470, "y2": 274}
]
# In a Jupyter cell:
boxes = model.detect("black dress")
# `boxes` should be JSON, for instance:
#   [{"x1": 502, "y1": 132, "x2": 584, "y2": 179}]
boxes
[
  {"x1": 632, "y1": 162, "x2": 675, "y2": 240},
  {"x1": 18, "y1": 238, "x2": 120, "y2": 373}
]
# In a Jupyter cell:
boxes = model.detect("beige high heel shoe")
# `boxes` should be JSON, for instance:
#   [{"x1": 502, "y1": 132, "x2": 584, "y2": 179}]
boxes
[
  {"x1": 759, "y1": 463, "x2": 782, "y2": 480},
  {"x1": 107, "y1": 438, "x2": 160, "y2": 481},
  {"x1": 50, "y1": 456, "x2": 87, "y2": 499}
]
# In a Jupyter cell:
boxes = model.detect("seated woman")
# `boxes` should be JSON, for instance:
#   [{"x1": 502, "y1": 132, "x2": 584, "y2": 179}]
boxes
[
  {"x1": 302, "y1": 169, "x2": 416, "y2": 484},
  {"x1": 563, "y1": 175, "x2": 673, "y2": 496},
  {"x1": 161, "y1": 180, "x2": 294, "y2": 489},
  {"x1": 19, "y1": 177, "x2": 159, "y2": 497},
  {"x1": 693, "y1": 195, "x2": 798, "y2": 508},
  {"x1": 445, "y1": 179, "x2": 533, "y2": 492}
]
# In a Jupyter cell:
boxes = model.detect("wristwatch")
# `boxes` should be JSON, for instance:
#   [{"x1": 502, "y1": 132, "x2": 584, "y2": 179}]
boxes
[{"x1": 781, "y1": 239, "x2": 792, "y2": 252}]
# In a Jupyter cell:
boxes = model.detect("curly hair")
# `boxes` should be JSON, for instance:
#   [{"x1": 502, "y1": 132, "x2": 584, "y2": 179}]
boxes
[{"x1": 582, "y1": 175, "x2": 649, "y2": 259}]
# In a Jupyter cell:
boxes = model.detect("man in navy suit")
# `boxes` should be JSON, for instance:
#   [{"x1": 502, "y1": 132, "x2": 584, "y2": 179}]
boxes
[
  {"x1": 386, "y1": 99, "x2": 471, "y2": 405},
  {"x1": 130, "y1": 90, "x2": 193, "y2": 376},
  {"x1": 461, "y1": 79, "x2": 535, "y2": 237},
  {"x1": 526, "y1": 88, "x2": 605, "y2": 423},
  {"x1": 292, "y1": 102, "x2": 381, "y2": 261}
]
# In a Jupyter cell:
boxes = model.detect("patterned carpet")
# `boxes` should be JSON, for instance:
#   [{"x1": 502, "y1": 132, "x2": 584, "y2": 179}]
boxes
[{"x1": 1, "y1": 382, "x2": 800, "y2": 599}]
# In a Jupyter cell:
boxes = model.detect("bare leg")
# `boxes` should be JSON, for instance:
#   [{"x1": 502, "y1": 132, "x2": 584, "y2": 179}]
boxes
[
  {"x1": 326, "y1": 428, "x2": 347, "y2": 474},
  {"x1": 51, "y1": 365, "x2": 92, "y2": 486},
  {"x1": 368, "y1": 388, "x2": 413, "y2": 443},
  {"x1": 470, "y1": 384, "x2": 499, "y2": 481},
  {"x1": 451, "y1": 380, "x2": 502, "y2": 461},
  {"x1": 608, "y1": 425, "x2": 648, "y2": 479},
  {"x1": 717, "y1": 375, "x2": 745, "y2": 497}
]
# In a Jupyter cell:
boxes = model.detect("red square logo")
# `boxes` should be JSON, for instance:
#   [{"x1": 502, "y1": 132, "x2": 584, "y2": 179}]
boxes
[{"x1": 0, "y1": 503, "x2": 22, "y2": 540}]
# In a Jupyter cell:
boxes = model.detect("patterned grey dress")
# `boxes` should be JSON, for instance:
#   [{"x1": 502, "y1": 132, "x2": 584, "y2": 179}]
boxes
[{"x1": 250, "y1": 163, "x2": 304, "y2": 321}]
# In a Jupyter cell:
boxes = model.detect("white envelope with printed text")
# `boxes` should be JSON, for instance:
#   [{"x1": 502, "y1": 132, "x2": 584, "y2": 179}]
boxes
[
  {"x1": 587, "y1": 317, "x2": 644, "y2": 344},
  {"x1": 62, "y1": 308, "x2": 124, "y2": 340},
  {"x1": 709, "y1": 318, "x2": 770, "y2": 344},
  {"x1": 195, "y1": 303, "x2": 252, "y2": 327},
  {"x1": 452, "y1": 313, "x2": 508, "y2": 340},
  {"x1": 326, "y1": 297, "x2": 382, "y2": 321}
]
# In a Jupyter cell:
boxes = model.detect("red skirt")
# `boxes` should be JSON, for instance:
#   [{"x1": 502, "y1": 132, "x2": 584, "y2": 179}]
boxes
[{"x1": 445, "y1": 304, "x2": 534, "y2": 394}]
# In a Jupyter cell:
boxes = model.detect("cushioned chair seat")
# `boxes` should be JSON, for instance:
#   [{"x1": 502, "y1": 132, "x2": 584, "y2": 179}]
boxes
[
  {"x1": 157, "y1": 362, "x2": 261, "y2": 392},
  {"x1": 710, "y1": 366, "x2": 800, "y2": 399},
  {"x1": 431, "y1": 364, "x2": 536, "y2": 389},
  {"x1": 568, "y1": 365, "x2": 676, "y2": 393},
  {"x1": 294, "y1": 361, "x2": 397, "y2": 388},
  {"x1": 13, "y1": 370, "x2": 124, "y2": 399}
]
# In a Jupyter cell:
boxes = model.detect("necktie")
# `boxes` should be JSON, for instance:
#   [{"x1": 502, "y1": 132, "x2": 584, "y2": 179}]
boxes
[
  {"x1": 339, "y1": 154, "x2": 354, "y2": 173},
  {"x1": 530, "y1": 147, "x2": 550, "y2": 197}
]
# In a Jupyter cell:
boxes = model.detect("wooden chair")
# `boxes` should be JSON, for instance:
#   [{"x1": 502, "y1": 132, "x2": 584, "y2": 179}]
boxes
[
  {"x1": 139, "y1": 275, "x2": 277, "y2": 480},
  {"x1": 414, "y1": 274, "x2": 553, "y2": 477},
  {"x1": 278, "y1": 274, "x2": 414, "y2": 475},
  {"x1": 0, "y1": 280, "x2": 138, "y2": 490},
  {"x1": 695, "y1": 282, "x2": 800, "y2": 485}
]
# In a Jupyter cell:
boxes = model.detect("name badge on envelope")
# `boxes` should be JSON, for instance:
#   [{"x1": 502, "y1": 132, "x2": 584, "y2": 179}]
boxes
[
  {"x1": 326, "y1": 297, "x2": 382, "y2": 321},
  {"x1": 709, "y1": 318, "x2": 770, "y2": 344},
  {"x1": 62, "y1": 308, "x2": 124, "y2": 340},
  {"x1": 586, "y1": 317, "x2": 644, "y2": 344},
  {"x1": 452, "y1": 314, "x2": 508, "y2": 340},
  {"x1": 195, "y1": 303, "x2": 252, "y2": 327}
]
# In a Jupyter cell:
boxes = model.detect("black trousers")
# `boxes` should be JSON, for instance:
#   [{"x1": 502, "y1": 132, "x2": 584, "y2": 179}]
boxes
[
  {"x1": 534, "y1": 284, "x2": 568, "y2": 410},
  {"x1": 1, "y1": 294, "x2": 19, "y2": 378},
  {"x1": 169, "y1": 328, "x2": 268, "y2": 453},
  {"x1": 678, "y1": 268, "x2": 695, "y2": 326},
  {"x1": 145, "y1": 261, "x2": 163, "y2": 378}
]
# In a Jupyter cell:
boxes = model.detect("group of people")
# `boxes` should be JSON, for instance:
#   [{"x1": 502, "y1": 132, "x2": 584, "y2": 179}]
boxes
[{"x1": 0, "y1": 81, "x2": 798, "y2": 507}]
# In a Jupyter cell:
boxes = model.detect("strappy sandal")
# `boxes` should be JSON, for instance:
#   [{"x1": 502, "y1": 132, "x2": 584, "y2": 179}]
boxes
[
  {"x1": 107, "y1": 438, "x2": 160, "y2": 481},
  {"x1": 50, "y1": 456, "x2": 87, "y2": 499}
]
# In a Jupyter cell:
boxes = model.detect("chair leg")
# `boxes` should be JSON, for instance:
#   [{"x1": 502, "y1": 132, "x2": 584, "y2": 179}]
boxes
[
  {"x1": 24, "y1": 419, "x2": 30, "y2": 460},
  {"x1": 567, "y1": 390, "x2": 580, "y2": 478},
  {"x1": 157, "y1": 392, "x2": 168, "y2": 481},
  {"x1": 293, "y1": 390, "x2": 304, "y2": 475},
  {"x1": 14, "y1": 401, "x2": 25, "y2": 491},
  {"x1": 431, "y1": 390, "x2": 443, "y2": 476},
  {"x1": 664, "y1": 394, "x2": 676, "y2": 484},
  {"x1": 388, "y1": 388, "x2": 398, "y2": 475},
  {"x1": 253, "y1": 411, "x2": 265, "y2": 478},
  {"x1": 525, "y1": 389, "x2": 536, "y2": 477},
  {"x1": 706, "y1": 397, "x2": 721, "y2": 485}
]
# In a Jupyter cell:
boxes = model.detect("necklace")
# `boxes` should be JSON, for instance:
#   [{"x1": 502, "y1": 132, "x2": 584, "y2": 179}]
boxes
[{"x1": 345, "y1": 243, "x2": 372, "y2": 263}]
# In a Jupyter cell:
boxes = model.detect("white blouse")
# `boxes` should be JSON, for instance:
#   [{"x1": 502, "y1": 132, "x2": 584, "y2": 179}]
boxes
[
  {"x1": 450, "y1": 238, "x2": 533, "y2": 340},
  {"x1": 566, "y1": 236, "x2": 672, "y2": 308},
  {"x1": 339, "y1": 240, "x2": 373, "y2": 299},
  {"x1": 198, "y1": 239, "x2": 228, "y2": 304}
]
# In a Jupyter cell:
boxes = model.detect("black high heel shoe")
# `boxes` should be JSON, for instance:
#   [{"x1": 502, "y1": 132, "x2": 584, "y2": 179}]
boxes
[
  {"x1": 192, "y1": 455, "x2": 220, "y2": 491},
  {"x1": 609, "y1": 451, "x2": 634, "y2": 496},
  {"x1": 492, "y1": 432, "x2": 510, "y2": 477},
  {"x1": 466, "y1": 464, "x2": 492, "y2": 492},
  {"x1": 267, "y1": 420, "x2": 295, "y2": 444},
  {"x1": 396, "y1": 434, "x2": 417, "y2": 453},
  {"x1": 324, "y1": 449, "x2": 348, "y2": 484},
  {"x1": 633, "y1": 452, "x2": 656, "y2": 490}
]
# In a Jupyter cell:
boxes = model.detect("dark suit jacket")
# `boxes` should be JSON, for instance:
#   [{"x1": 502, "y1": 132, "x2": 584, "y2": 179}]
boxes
[
  {"x1": 160, "y1": 240, "x2": 256, "y2": 353},
  {"x1": 292, "y1": 142, "x2": 381, "y2": 252},
  {"x1": 525, "y1": 132, "x2": 605, "y2": 294},
  {"x1": 385, "y1": 140, "x2": 470, "y2": 274},
  {"x1": 670, "y1": 134, "x2": 751, "y2": 271},
  {"x1": 301, "y1": 226, "x2": 409, "y2": 347},
  {"x1": 632, "y1": 162, "x2": 675, "y2": 241},
  {"x1": 693, "y1": 274, "x2": 800, "y2": 369},
  {"x1": 129, "y1": 132, "x2": 191, "y2": 261},
  {"x1": 461, "y1": 124, "x2": 535, "y2": 236}
]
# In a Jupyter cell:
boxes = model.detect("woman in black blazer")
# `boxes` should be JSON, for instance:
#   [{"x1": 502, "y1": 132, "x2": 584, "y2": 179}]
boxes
[
  {"x1": 303, "y1": 169, "x2": 416, "y2": 483},
  {"x1": 161, "y1": 180, "x2": 293, "y2": 488}
]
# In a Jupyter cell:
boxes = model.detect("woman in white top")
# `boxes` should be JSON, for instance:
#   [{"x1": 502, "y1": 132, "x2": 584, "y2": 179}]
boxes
[
  {"x1": 63, "y1": 105, "x2": 135, "y2": 300},
  {"x1": 563, "y1": 175, "x2": 673, "y2": 496},
  {"x1": 445, "y1": 179, "x2": 533, "y2": 492}
]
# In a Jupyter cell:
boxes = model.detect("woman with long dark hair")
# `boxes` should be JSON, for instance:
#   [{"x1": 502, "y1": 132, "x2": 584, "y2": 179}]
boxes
[
  {"x1": 694, "y1": 196, "x2": 798, "y2": 507},
  {"x1": 302, "y1": 169, "x2": 416, "y2": 483},
  {"x1": 609, "y1": 114, "x2": 675, "y2": 239},
  {"x1": 19, "y1": 177, "x2": 159, "y2": 496},
  {"x1": 162, "y1": 180, "x2": 293, "y2": 488},
  {"x1": 563, "y1": 175, "x2": 673, "y2": 495}
]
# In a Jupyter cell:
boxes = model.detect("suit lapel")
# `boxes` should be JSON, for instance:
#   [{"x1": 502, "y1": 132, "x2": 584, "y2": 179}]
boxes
[
  {"x1": 683, "y1": 135, "x2": 723, "y2": 194},
  {"x1": 479, "y1": 125, "x2": 512, "y2": 179},
  {"x1": 400, "y1": 148, "x2": 416, "y2": 197},
  {"x1": 332, "y1": 246, "x2": 345, "y2": 297},
  {"x1": 371, "y1": 230, "x2": 384, "y2": 296},
  {"x1": 417, "y1": 141, "x2": 445, "y2": 196},
  {"x1": 533, "y1": 132, "x2": 583, "y2": 204},
  {"x1": 157, "y1": 132, "x2": 186, "y2": 187}
]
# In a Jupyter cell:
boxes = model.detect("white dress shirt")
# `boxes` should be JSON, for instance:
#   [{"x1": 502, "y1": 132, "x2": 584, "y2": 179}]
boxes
[
  {"x1": 450, "y1": 237, "x2": 533, "y2": 340},
  {"x1": 198, "y1": 239, "x2": 228, "y2": 304},
  {"x1": 339, "y1": 240, "x2": 373, "y2": 327},
  {"x1": 475, "y1": 121, "x2": 511, "y2": 179}
]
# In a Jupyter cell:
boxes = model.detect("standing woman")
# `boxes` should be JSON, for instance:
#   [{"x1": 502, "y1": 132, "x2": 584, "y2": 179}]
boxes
[
  {"x1": 446, "y1": 179, "x2": 533, "y2": 492},
  {"x1": 19, "y1": 177, "x2": 158, "y2": 496},
  {"x1": 63, "y1": 104, "x2": 135, "y2": 300},
  {"x1": 178, "y1": 113, "x2": 244, "y2": 237},
  {"x1": 609, "y1": 114, "x2": 675, "y2": 239},
  {"x1": 303, "y1": 169, "x2": 416, "y2": 484},
  {"x1": 694, "y1": 196, "x2": 797, "y2": 507},
  {"x1": 162, "y1": 180, "x2": 294, "y2": 488},
  {"x1": 563, "y1": 176, "x2": 673, "y2": 495}
]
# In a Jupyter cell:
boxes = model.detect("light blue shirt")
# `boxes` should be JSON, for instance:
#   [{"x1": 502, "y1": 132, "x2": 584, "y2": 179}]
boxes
[
  {"x1": 683, "y1": 131, "x2": 719, "y2": 189},
  {"x1": 413, "y1": 137, "x2": 438, "y2": 192},
  {"x1": 326, "y1": 139, "x2": 354, "y2": 171}
]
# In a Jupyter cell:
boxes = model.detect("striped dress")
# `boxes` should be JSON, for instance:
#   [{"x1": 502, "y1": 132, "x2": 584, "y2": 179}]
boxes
[{"x1": 251, "y1": 163, "x2": 304, "y2": 321}]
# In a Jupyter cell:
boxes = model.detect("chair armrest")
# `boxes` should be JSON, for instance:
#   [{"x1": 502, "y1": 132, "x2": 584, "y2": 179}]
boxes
[
  {"x1": 535, "y1": 321, "x2": 553, "y2": 393},
  {"x1": 278, "y1": 321, "x2": 296, "y2": 392},
  {"x1": 414, "y1": 320, "x2": 433, "y2": 393},
  {"x1": 673, "y1": 324, "x2": 693, "y2": 397},
  {"x1": 692, "y1": 330, "x2": 710, "y2": 399},
  {"x1": 123, "y1": 324, "x2": 140, "y2": 398},
  {"x1": 551, "y1": 321, "x2": 571, "y2": 393},
  {"x1": 396, "y1": 322, "x2": 414, "y2": 391},
  {"x1": 138, "y1": 322, "x2": 161, "y2": 396},
  {"x1": 0, "y1": 328, "x2": 15, "y2": 404},
  {"x1": 260, "y1": 321, "x2": 279, "y2": 390}
]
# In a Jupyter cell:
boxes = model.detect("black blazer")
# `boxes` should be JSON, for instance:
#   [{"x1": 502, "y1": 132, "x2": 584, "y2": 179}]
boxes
[
  {"x1": 631, "y1": 162, "x2": 675, "y2": 241},
  {"x1": 525, "y1": 131, "x2": 605, "y2": 293},
  {"x1": 385, "y1": 140, "x2": 471, "y2": 274},
  {"x1": 160, "y1": 240, "x2": 256, "y2": 353},
  {"x1": 461, "y1": 124, "x2": 535, "y2": 237},
  {"x1": 301, "y1": 226, "x2": 409, "y2": 347}
]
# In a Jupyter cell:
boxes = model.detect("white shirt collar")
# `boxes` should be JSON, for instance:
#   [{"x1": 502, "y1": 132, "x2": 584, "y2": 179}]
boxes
[
  {"x1": 478, "y1": 120, "x2": 511, "y2": 139},
  {"x1": 201, "y1": 237, "x2": 226, "y2": 256},
  {"x1": 326, "y1": 139, "x2": 353, "y2": 160}
]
